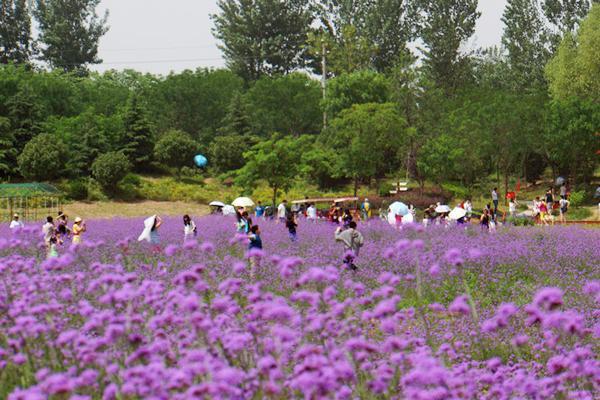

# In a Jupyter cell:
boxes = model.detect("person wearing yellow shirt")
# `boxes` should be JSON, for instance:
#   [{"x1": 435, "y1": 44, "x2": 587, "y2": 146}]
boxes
[{"x1": 72, "y1": 217, "x2": 86, "y2": 245}]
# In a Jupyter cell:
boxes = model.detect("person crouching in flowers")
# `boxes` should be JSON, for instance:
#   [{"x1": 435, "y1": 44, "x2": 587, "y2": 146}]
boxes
[
  {"x1": 183, "y1": 214, "x2": 197, "y2": 242},
  {"x1": 248, "y1": 225, "x2": 262, "y2": 278},
  {"x1": 71, "y1": 217, "x2": 86, "y2": 245},
  {"x1": 335, "y1": 221, "x2": 364, "y2": 271},
  {"x1": 138, "y1": 215, "x2": 162, "y2": 252}
]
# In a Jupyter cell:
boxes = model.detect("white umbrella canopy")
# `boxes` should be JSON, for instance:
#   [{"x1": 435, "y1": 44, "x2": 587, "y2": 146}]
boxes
[
  {"x1": 232, "y1": 197, "x2": 255, "y2": 208},
  {"x1": 449, "y1": 207, "x2": 467, "y2": 220},
  {"x1": 435, "y1": 205, "x2": 451, "y2": 213},
  {"x1": 389, "y1": 202, "x2": 410, "y2": 216},
  {"x1": 209, "y1": 201, "x2": 226, "y2": 207},
  {"x1": 222, "y1": 205, "x2": 236, "y2": 216}
]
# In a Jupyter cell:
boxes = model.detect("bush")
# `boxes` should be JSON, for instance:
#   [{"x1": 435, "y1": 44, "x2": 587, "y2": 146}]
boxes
[
  {"x1": 154, "y1": 130, "x2": 201, "y2": 177},
  {"x1": 17, "y1": 133, "x2": 66, "y2": 180},
  {"x1": 121, "y1": 173, "x2": 141, "y2": 187},
  {"x1": 378, "y1": 182, "x2": 394, "y2": 197},
  {"x1": 91, "y1": 152, "x2": 131, "y2": 193},
  {"x1": 68, "y1": 179, "x2": 89, "y2": 200},
  {"x1": 569, "y1": 190, "x2": 586, "y2": 207}
]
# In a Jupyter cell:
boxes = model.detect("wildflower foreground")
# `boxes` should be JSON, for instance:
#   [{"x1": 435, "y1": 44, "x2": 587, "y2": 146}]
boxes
[{"x1": 0, "y1": 217, "x2": 599, "y2": 399}]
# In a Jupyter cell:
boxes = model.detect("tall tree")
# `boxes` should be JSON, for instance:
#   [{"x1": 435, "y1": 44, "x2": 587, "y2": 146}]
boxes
[
  {"x1": 542, "y1": 0, "x2": 592, "y2": 43},
  {"x1": 546, "y1": 3, "x2": 600, "y2": 103},
  {"x1": 217, "y1": 92, "x2": 253, "y2": 137},
  {"x1": 34, "y1": 0, "x2": 108, "y2": 72},
  {"x1": 417, "y1": 0, "x2": 480, "y2": 94},
  {"x1": 0, "y1": 116, "x2": 17, "y2": 176},
  {"x1": 0, "y1": 0, "x2": 34, "y2": 64},
  {"x1": 502, "y1": 0, "x2": 552, "y2": 90},
  {"x1": 313, "y1": 0, "x2": 418, "y2": 73},
  {"x1": 121, "y1": 94, "x2": 154, "y2": 171},
  {"x1": 212, "y1": 0, "x2": 313, "y2": 81},
  {"x1": 6, "y1": 83, "x2": 43, "y2": 153}
]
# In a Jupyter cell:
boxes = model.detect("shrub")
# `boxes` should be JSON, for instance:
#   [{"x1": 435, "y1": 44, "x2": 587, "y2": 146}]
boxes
[
  {"x1": 569, "y1": 190, "x2": 585, "y2": 207},
  {"x1": 17, "y1": 133, "x2": 66, "y2": 180},
  {"x1": 91, "y1": 152, "x2": 131, "y2": 193},
  {"x1": 378, "y1": 182, "x2": 394, "y2": 197},
  {"x1": 68, "y1": 179, "x2": 89, "y2": 200},
  {"x1": 121, "y1": 173, "x2": 141, "y2": 187},
  {"x1": 154, "y1": 130, "x2": 201, "y2": 177}
]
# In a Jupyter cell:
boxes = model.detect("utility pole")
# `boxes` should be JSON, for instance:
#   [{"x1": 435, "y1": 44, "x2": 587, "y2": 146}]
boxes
[{"x1": 321, "y1": 39, "x2": 328, "y2": 129}]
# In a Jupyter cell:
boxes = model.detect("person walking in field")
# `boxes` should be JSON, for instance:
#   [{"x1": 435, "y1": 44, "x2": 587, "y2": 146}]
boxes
[
  {"x1": 480, "y1": 209, "x2": 491, "y2": 232},
  {"x1": 42, "y1": 216, "x2": 59, "y2": 257},
  {"x1": 10, "y1": 214, "x2": 24, "y2": 230},
  {"x1": 71, "y1": 217, "x2": 86, "y2": 245},
  {"x1": 491, "y1": 188, "x2": 499, "y2": 214},
  {"x1": 255, "y1": 201, "x2": 265, "y2": 219},
  {"x1": 286, "y1": 214, "x2": 298, "y2": 242},
  {"x1": 138, "y1": 215, "x2": 163, "y2": 251},
  {"x1": 56, "y1": 212, "x2": 71, "y2": 243},
  {"x1": 306, "y1": 203, "x2": 317, "y2": 222},
  {"x1": 539, "y1": 201, "x2": 549, "y2": 226},
  {"x1": 277, "y1": 200, "x2": 288, "y2": 223},
  {"x1": 361, "y1": 198, "x2": 372, "y2": 221},
  {"x1": 559, "y1": 196, "x2": 570, "y2": 224},
  {"x1": 248, "y1": 225, "x2": 262, "y2": 278},
  {"x1": 335, "y1": 221, "x2": 364, "y2": 271},
  {"x1": 183, "y1": 214, "x2": 197, "y2": 242}
]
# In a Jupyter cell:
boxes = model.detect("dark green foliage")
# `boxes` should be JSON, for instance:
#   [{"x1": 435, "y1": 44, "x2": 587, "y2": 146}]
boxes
[
  {"x1": 7, "y1": 83, "x2": 43, "y2": 152},
  {"x1": 502, "y1": 0, "x2": 552, "y2": 89},
  {"x1": 68, "y1": 179, "x2": 88, "y2": 200},
  {"x1": 33, "y1": 0, "x2": 108, "y2": 73},
  {"x1": 0, "y1": 0, "x2": 34, "y2": 64},
  {"x1": 417, "y1": 0, "x2": 480, "y2": 94},
  {"x1": 246, "y1": 73, "x2": 322, "y2": 136},
  {"x1": 121, "y1": 94, "x2": 154, "y2": 171},
  {"x1": 212, "y1": 0, "x2": 313, "y2": 81},
  {"x1": 91, "y1": 151, "x2": 131, "y2": 192},
  {"x1": 17, "y1": 133, "x2": 65, "y2": 180},
  {"x1": 323, "y1": 71, "x2": 391, "y2": 118},
  {"x1": 210, "y1": 134, "x2": 256, "y2": 173},
  {"x1": 217, "y1": 92, "x2": 253, "y2": 137},
  {"x1": 542, "y1": 0, "x2": 592, "y2": 38},
  {"x1": 0, "y1": 116, "x2": 17, "y2": 176},
  {"x1": 153, "y1": 130, "x2": 201, "y2": 177}
]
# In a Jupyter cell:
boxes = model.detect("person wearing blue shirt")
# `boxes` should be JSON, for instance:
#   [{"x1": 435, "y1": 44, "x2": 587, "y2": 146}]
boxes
[{"x1": 255, "y1": 201, "x2": 265, "y2": 219}]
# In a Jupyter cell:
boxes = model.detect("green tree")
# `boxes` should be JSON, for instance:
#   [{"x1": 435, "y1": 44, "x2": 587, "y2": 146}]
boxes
[
  {"x1": 0, "y1": 0, "x2": 34, "y2": 64},
  {"x1": 209, "y1": 134, "x2": 257, "y2": 173},
  {"x1": 33, "y1": 0, "x2": 108, "y2": 72},
  {"x1": 542, "y1": 0, "x2": 592, "y2": 42},
  {"x1": 236, "y1": 133, "x2": 309, "y2": 206},
  {"x1": 417, "y1": 134, "x2": 467, "y2": 187},
  {"x1": 212, "y1": 0, "x2": 313, "y2": 81},
  {"x1": 313, "y1": 0, "x2": 418, "y2": 72},
  {"x1": 147, "y1": 69, "x2": 243, "y2": 138},
  {"x1": 502, "y1": 0, "x2": 551, "y2": 89},
  {"x1": 0, "y1": 117, "x2": 18, "y2": 176},
  {"x1": 154, "y1": 130, "x2": 201, "y2": 178},
  {"x1": 217, "y1": 92, "x2": 253, "y2": 137},
  {"x1": 7, "y1": 82, "x2": 43, "y2": 152},
  {"x1": 17, "y1": 133, "x2": 65, "y2": 180},
  {"x1": 121, "y1": 94, "x2": 154, "y2": 171},
  {"x1": 544, "y1": 98, "x2": 599, "y2": 184},
  {"x1": 246, "y1": 73, "x2": 322, "y2": 136},
  {"x1": 325, "y1": 103, "x2": 408, "y2": 196},
  {"x1": 417, "y1": 0, "x2": 480, "y2": 94},
  {"x1": 300, "y1": 144, "x2": 339, "y2": 189},
  {"x1": 91, "y1": 151, "x2": 131, "y2": 193},
  {"x1": 546, "y1": 4, "x2": 600, "y2": 102},
  {"x1": 323, "y1": 70, "x2": 391, "y2": 118}
]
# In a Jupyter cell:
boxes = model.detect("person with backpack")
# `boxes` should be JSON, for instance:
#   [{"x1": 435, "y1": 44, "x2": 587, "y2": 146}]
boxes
[{"x1": 334, "y1": 221, "x2": 364, "y2": 271}]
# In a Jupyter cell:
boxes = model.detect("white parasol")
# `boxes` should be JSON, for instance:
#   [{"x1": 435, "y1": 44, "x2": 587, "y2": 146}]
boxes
[{"x1": 232, "y1": 197, "x2": 255, "y2": 208}]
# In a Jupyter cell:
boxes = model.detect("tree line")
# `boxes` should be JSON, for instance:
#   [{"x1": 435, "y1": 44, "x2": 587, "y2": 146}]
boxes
[{"x1": 0, "y1": 0, "x2": 598, "y2": 201}]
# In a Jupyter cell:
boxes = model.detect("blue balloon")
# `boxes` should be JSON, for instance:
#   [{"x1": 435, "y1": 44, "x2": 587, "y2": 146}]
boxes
[{"x1": 194, "y1": 155, "x2": 208, "y2": 168}]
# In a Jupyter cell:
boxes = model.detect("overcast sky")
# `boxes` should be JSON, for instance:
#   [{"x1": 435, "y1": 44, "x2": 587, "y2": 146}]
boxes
[{"x1": 93, "y1": 0, "x2": 508, "y2": 75}]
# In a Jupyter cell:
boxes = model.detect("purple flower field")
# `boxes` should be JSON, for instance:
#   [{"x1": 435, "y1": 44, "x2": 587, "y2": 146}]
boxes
[{"x1": 0, "y1": 216, "x2": 599, "y2": 399}]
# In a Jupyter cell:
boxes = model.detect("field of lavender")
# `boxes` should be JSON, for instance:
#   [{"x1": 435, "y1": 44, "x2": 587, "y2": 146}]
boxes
[{"x1": 0, "y1": 216, "x2": 599, "y2": 399}]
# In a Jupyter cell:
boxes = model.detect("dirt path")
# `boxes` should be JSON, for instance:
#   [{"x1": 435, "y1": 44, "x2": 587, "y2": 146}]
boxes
[{"x1": 62, "y1": 201, "x2": 209, "y2": 219}]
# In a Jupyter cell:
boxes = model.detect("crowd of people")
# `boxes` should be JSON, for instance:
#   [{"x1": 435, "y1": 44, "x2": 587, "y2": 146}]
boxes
[{"x1": 6, "y1": 180, "x2": 579, "y2": 265}]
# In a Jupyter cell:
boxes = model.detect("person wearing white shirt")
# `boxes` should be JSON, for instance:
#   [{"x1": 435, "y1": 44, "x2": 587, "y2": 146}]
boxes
[
  {"x1": 277, "y1": 200, "x2": 288, "y2": 222},
  {"x1": 306, "y1": 203, "x2": 317, "y2": 221},
  {"x1": 42, "y1": 216, "x2": 55, "y2": 246},
  {"x1": 509, "y1": 199, "x2": 517, "y2": 218},
  {"x1": 9, "y1": 214, "x2": 24, "y2": 230}
]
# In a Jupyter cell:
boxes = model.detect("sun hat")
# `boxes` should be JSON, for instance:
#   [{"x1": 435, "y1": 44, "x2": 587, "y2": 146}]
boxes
[
  {"x1": 13, "y1": 213, "x2": 19, "y2": 218},
  {"x1": 74, "y1": 217, "x2": 82, "y2": 223}
]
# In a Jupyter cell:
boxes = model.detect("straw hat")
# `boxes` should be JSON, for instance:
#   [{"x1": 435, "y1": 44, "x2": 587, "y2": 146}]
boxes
[
  {"x1": 74, "y1": 217, "x2": 82, "y2": 223},
  {"x1": 13, "y1": 213, "x2": 19, "y2": 218}
]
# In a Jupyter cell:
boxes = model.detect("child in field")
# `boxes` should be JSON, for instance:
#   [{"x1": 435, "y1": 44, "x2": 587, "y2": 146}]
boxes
[
  {"x1": 47, "y1": 236, "x2": 59, "y2": 259},
  {"x1": 335, "y1": 221, "x2": 364, "y2": 271},
  {"x1": 286, "y1": 214, "x2": 298, "y2": 242},
  {"x1": 248, "y1": 225, "x2": 262, "y2": 278}
]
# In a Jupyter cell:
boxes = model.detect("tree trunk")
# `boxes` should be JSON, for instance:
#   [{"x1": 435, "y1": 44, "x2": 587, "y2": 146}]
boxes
[
  {"x1": 272, "y1": 186, "x2": 278, "y2": 209},
  {"x1": 504, "y1": 169, "x2": 509, "y2": 206},
  {"x1": 353, "y1": 177, "x2": 358, "y2": 198}
]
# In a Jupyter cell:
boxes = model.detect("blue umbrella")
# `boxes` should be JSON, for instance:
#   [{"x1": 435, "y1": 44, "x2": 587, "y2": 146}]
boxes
[
  {"x1": 194, "y1": 154, "x2": 208, "y2": 168},
  {"x1": 389, "y1": 201, "x2": 410, "y2": 216}
]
